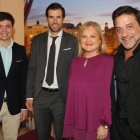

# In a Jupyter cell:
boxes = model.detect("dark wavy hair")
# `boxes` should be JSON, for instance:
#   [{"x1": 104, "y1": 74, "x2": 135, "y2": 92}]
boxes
[
  {"x1": 45, "y1": 2, "x2": 65, "y2": 18},
  {"x1": 0, "y1": 12, "x2": 15, "y2": 26},
  {"x1": 112, "y1": 5, "x2": 140, "y2": 26}
]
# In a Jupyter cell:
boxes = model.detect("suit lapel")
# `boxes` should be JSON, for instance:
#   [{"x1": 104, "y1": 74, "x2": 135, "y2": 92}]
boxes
[
  {"x1": 40, "y1": 32, "x2": 48, "y2": 67},
  {"x1": 57, "y1": 32, "x2": 67, "y2": 67},
  {"x1": 0, "y1": 53, "x2": 6, "y2": 78},
  {"x1": 7, "y1": 44, "x2": 16, "y2": 77}
]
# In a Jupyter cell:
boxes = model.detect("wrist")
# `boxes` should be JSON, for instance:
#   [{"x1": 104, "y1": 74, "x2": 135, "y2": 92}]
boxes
[{"x1": 101, "y1": 123, "x2": 109, "y2": 129}]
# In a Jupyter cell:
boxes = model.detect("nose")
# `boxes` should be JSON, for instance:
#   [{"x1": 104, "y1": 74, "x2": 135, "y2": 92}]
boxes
[
  {"x1": 122, "y1": 28, "x2": 129, "y2": 37},
  {"x1": 85, "y1": 37, "x2": 92, "y2": 42},
  {"x1": 53, "y1": 18, "x2": 57, "y2": 23}
]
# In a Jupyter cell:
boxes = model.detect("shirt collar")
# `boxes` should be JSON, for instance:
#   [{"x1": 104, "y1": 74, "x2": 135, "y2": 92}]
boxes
[
  {"x1": 48, "y1": 30, "x2": 63, "y2": 38},
  {"x1": 133, "y1": 42, "x2": 140, "y2": 55},
  {"x1": 117, "y1": 42, "x2": 140, "y2": 56}
]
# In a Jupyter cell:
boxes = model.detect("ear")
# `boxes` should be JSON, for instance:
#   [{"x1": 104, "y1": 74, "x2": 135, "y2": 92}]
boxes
[
  {"x1": 13, "y1": 27, "x2": 15, "y2": 34},
  {"x1": 11, "y1": 27, "x2": 15, "y2": 39}
]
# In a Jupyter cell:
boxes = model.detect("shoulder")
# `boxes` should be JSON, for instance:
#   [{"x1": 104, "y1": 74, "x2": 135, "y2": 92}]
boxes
[
  {"x1": 63, "y1": 31, "x2": 77, "y2": 40},
  {"x1": 32, "y1": 32, "x2": 48, "y2": 42},
  {"x1": 13, "y1": 42, "x2": 25, "y2": 51},
  {"x1": 71, "y1": 56, "x2": 82, "y2": 64},
  {"x1": 100, "y1": 53, "x2": 113, "y2": 59},
  {"x1": 12, "y1": 42, "x2": 27, "y2": 58},
  {"x1": 99, "y1": 54, "x2": 114, "y2": 64},
  {"x1": 69, "y1": 57, "x2": 81, "y2": 68}
]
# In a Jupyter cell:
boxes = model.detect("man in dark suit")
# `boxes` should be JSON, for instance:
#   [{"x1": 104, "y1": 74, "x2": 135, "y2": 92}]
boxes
[
  {"x1": 110, "y1": 6, "x2": 140, "y2": 140},
  {"x1": 26, "y1": 3, "x2": 78, "y2": 140},
  {"x1": 0, "y1": 12, "x2": 28, "y2": 140}
]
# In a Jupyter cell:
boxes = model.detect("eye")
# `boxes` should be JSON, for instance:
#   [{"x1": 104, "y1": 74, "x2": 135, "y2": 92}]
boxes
[
  {"x1": 48, "y1": 16, "x2": 53, "y2": 19},
  {"x1": 57, "y1": 16, "x2": 62, "y2": 19},
  {"x1": 127, "y1": 25, "x2": 133, "y2": 30},
  {"x1": 90, "y1": 35, "x2": 96, "y2": 38},
  {"x1": 115, "y1": 28, "x2": 122, "y2": 33},
  {"x1": 6, "y1": 25, "x2": 12, "y2": 28},
  {"x1": 81, "y1": 35, "x2": 87, "y2": 39}
]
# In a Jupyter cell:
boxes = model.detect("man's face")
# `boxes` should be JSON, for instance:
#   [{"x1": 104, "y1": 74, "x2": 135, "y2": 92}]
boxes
[
  {"x1": 0, "y1": 19, "x2": 13, "y2": 43},
  {"x1": 115, "y1": 14, "x2": 140, "y2": 50},
  {"x1": 47, "y1": 9, "x2": 64, "y2": 36}
]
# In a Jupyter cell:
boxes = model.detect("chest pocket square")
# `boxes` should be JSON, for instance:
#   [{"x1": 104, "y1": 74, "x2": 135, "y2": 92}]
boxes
[
  {"x1": 63, "y1": 48, "x2": 71, "y2": 51},
  {"x1": 16, "y1": 59, "x2": 23, "y2": 63}
]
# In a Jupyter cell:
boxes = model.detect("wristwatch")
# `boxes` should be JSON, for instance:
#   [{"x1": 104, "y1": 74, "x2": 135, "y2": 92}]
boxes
[{"x1": 102, "y1": 123, "x2": 109, "y2": 129}]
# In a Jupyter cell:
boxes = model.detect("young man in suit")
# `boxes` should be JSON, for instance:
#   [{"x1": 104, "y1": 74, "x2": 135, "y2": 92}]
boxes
[
  {"x1": 26, "y1": 2, "x2": 78, "y2": 140},
  {"x1": 111, "y1": 6, "x2": 140, "y2": 140},
  {"x1": 0, "y1": 12, "x2": 28, "y2": 140}
]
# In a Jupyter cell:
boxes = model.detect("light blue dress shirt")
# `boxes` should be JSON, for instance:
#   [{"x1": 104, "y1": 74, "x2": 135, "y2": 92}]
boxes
[{"x1": 0, "y1": 39, "x2": 13, "y2": 97}]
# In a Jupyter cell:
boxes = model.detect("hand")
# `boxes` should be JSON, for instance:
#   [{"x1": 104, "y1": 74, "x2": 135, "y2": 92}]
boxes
[
  {"x1": 20, "y1": 110, "x2": 28, "y2": 122},
  {"x1": 96, "y1": 125, "x2": 109, "y2": 140},
  {"x1": 26, "y1": 99, "x2": 33, "y2": 111}
]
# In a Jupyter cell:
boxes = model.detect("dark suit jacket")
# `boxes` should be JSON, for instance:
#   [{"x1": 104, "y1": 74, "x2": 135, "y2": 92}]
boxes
[
  {"x1": 111, "y1": 43, "x2": 140, "y2": 138},
  {"x1": 0, "y1": 42, "x2": 28, "y2": 115},
  {"x1": 26, "y1": 31, "x2": 78, "y2": 102}
]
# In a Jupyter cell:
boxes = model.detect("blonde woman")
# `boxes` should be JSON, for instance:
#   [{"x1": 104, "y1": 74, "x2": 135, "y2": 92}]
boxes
[{"x1": 63, "y1": 21, "x2": 113, "y2": 140}]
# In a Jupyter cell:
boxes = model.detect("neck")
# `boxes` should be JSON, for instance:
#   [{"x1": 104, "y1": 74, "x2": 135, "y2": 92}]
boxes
[
  {"x1": 0, "y1": 39, "x2": 11, "y2": 48},
  {"x1": 83, "y1": 51, "x2": 100, "y2": 58},
  {"x1": 49, "y1": 29, "x2": 62, "y2": 37}
]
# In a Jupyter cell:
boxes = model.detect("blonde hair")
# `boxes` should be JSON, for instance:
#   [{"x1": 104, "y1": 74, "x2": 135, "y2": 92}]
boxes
[{"x1": 78, "y1": 21, "x2": 107, "y2": 57}]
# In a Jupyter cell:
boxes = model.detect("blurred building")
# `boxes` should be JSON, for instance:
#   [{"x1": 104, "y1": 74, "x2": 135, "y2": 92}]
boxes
[
  {"x1": 25, "y1": 21, "x2": 80, "y2": 56},
  {"x1": 104, "y1": 22, "x2": 120, "y2": 54},
  {"x1": 25, "y1": 21, "x2": 120, "y2": 56}
]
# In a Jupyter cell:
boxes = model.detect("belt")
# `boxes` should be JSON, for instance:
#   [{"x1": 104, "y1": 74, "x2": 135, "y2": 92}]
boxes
[
  {"x1": 42, "y1": 87, "x2": 59, "y2": 92},
  {"x1": 3, "y1": 97, "x2": 7, "y2": 102}
]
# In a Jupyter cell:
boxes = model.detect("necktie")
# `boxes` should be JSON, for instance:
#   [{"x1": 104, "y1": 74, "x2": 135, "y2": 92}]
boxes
[{"x1": 46, "y1": 36, "x2": 58, "y2": 85}]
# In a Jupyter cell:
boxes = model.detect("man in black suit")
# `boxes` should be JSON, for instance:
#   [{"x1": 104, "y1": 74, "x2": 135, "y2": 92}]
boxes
[
  {"x1": 0, "y1": 12, "x2": 28, "y2": 140},
  {"x1": 26, "y1": 3, "x2": 78, "y2": 140},
  {"x1": 110, "y1": 6, "x2": 140, "y2": 140}
]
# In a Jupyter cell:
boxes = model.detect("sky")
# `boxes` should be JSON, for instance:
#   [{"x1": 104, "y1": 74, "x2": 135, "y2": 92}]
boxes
[{"x1": 27, "y1": 0, "x2": 140, "y2": 29}]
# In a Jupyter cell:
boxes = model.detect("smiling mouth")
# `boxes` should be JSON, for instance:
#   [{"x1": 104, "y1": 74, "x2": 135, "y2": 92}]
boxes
[
  {"x1": 1, "y1": 34, "x2": 9, "y2": 38},
  {"x1": 85, "y1": 44, "x2": 93, "y2": 46},
  {"x1": 52, "y1": 24, "x2": 59, "y2": 27}
]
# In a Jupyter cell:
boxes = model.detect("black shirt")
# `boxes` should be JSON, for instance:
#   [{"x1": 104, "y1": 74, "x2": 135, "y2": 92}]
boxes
[{"x1": 115, "y1": 46, "x2": 140, "y2": 118}]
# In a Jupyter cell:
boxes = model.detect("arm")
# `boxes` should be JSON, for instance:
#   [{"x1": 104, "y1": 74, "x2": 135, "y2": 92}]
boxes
[
  {"x1": 26, "y1": 98, "x2": 33, "y2": 111},
  {"x1": 26, "y1": 38, "x2": 37, "y2": 99},
  {"x1": 97, "y1": 56, "x2": 114, "y2": 139},
  {"x1": 20, "y1": 46, "x2": 28, "y2": 109},
  {"x1": 20, "y1": 109, "x2": 28, "y2": 122},
  {"x1": 102, "y1": 56, "x2": 114, "y2": 126},
  {"x1": 26, "y1": 38, "x2": 37, "y2": 111}
]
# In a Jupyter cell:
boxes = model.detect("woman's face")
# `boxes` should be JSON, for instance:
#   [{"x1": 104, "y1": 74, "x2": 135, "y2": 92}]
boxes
[{"x1": 80, "y1": 26, "x2": 101, "y2": 56}]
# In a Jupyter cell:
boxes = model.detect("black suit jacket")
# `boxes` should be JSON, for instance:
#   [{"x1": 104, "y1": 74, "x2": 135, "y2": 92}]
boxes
[
  {"x1": 111, "y1": 43, "x2": 140, "y2": 138},
  {"x1": 0, "y1": 42, "x2": 28, "y2": 115},
  {"x1": 26, "y1": 31, "x2": 78, "y2": 102}
]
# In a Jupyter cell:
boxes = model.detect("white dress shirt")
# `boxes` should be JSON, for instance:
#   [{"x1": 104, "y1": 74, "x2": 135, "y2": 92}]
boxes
[{"x1": 42, "y1": 30, "x2": 63, "y2": 89}]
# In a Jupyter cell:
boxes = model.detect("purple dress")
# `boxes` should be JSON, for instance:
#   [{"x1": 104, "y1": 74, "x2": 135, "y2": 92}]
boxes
[{"x1": 63, "y1": 54, "x2": 114, "y2": 140}]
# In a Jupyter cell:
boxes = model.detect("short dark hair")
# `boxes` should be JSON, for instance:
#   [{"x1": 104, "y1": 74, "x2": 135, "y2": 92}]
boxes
[
  {"x1": 45, "y1": 2, "x2": 65, "y2": 18},
  {"x1": 112, "y1": 5, "x2": 140, "y2": 26},
  {"x1": 0, "y1": 12, "x2": 15, "y2": 26}
]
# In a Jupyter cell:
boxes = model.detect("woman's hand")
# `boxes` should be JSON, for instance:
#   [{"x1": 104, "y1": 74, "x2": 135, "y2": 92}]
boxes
[{"x1": 96, "y1": 125, "x2": 109, "y2": 140}]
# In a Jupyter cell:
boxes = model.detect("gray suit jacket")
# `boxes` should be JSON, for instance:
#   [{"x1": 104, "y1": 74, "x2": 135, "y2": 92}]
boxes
[{"x1": 26, "y1": 31, "x2": 78, "y2": 102}]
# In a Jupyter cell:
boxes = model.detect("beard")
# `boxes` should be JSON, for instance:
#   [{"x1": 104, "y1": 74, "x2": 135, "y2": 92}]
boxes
[
  {"x1": 121, "y1": 34, "x2": 140, "y2": 50},
  {"x1": 48, "y1": 23, "x2": 62, "y2": 33}
]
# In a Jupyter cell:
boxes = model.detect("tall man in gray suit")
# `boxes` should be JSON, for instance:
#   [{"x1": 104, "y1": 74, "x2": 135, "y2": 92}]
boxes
[{"x1": 26, "y1": 3, "x2": 78, "y2": 140}]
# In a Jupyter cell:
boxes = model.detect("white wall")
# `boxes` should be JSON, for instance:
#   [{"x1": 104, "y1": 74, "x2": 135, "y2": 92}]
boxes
[{"x1": 0, "y1": 0, "x2": 24, "y2": 45}]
